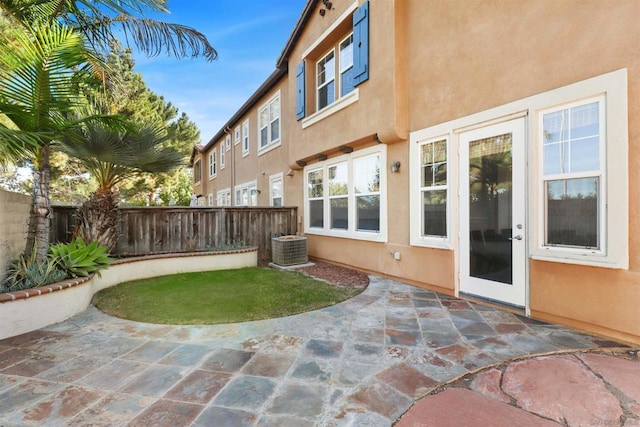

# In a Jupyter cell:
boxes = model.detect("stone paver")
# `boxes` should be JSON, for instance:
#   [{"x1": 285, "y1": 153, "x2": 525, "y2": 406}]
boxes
[
  {"x1": 0, "y1": 275, "x2": 633, "y2": 426},
  {"x1": 400, "y1": 352, "x2": 640, "y2": 427}
]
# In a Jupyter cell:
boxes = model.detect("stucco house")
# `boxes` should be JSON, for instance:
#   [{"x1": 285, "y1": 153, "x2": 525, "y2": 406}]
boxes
[{"x1": 191, "y1": 0, "x2": 640, "y2": 345}]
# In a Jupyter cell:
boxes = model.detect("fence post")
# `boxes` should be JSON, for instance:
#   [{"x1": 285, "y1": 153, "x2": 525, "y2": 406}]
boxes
[{"x1": 220, "y1": 207, "x2": 226, "y2": 248}]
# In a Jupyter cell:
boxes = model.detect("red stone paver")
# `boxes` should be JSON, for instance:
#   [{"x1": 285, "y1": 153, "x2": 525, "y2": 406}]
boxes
[
  {"x1": 19, "y1": 385, "x2": 103, "y2": 424},
  {"x1": 579, "y1": 353, "x2": 640, "y2": 403},
  {"x1": 470, "y1": 368, "x2": 511, "y2": 404},
  {"x1": 396, "y1": 388, "x2": 559, "y2": 427},
  {"x1": 129, "y1": 399, "x2": 204, "y2": 427},
  {"x1": 502, "y1": 355, "x2": 623, "y2": 426},
  {"x1": 375, "y1": 363, "x2": 438, "y2": 398}
]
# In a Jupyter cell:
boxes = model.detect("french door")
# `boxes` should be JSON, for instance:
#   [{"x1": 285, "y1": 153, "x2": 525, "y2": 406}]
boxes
[{"x1": 459, "y1": 118, "x2": 526, "y2": 307}]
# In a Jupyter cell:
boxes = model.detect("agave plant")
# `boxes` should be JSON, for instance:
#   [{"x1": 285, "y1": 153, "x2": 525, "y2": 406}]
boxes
[
  {"x1": 1, "y1": 249, "x2": 67, "y2": 292},
  {"x1": 49, "y1": 237, "x2": 113, "y2": 278}
]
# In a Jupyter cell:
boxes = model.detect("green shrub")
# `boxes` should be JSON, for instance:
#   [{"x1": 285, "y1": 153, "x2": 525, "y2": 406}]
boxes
[
  {"x1": 1, "y1": 251, "x2": 67, "y2": 293},
  {"x1": 49, "y1": 238, "x2": 113, "y2": 278}
]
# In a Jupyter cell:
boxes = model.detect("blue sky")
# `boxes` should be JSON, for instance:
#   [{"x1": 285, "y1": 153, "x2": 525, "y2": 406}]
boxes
[{"x1": 131, "y1": 0, "x2": 307, "y2": 144}]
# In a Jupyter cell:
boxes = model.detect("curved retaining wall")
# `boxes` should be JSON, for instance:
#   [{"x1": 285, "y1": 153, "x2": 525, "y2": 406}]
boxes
[{"x1": 0, "y1": 248, "x2": 258, "y2": 340}]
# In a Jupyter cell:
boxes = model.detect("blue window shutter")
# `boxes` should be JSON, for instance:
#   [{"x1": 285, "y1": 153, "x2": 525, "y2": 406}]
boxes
[
  {"x1": 352, "y1": 1, "x2": 369, "y2": 86},
  {"x1": 296, "y1": 61, "x2": 306, "y2": 120}
]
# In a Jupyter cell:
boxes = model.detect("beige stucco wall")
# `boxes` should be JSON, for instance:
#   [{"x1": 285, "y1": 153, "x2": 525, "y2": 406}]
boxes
[
  {"x1": 285, "y1": 0, "x2": 640, "y2": 343},
  {"x1": 197, "y1": 81, "x2": 293, "y2": 207},
  {"x1": 404, "y1": 0, "x2": 640, "y2": 344},
  {"x1": 0, "y1": 190, "x2": 30, "y2": 280},
  {"x1": 192, "y1": 0, "x2": 640, "y2": 343}
]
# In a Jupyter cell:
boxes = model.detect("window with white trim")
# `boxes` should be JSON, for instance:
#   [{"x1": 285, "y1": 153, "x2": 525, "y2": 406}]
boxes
[
  {"x1": 420, "y1": 137, "x2": 448, "y2": 238},
  {"x1": 305, "y1": 145, "x2": 386, "y2": 241},
  {"x1": 220, "y1": 145, "x2": 225, "y2": 169},
  {"x1": 258, "y1": 92, "x2": 280, "y2": 152},
  {"x1": 217, "y1": 188, "x2": 231, "y2": 206},
  {"x1": 225, "y1": 135, "x2": 231, "y2": 151},
  {"x1": 234, "y1": 126, "x2": 240, "y2": 145},
  {"x1": 235, "y1": 181, "x2": 257, "y2": 207},
  {"x1": 541, "y1": 98, "x2": 603, "y2": 250},
  {"x1": 207, "y1": 193, "x2": 214, "y2": 207},
  {"x1": 269, "y1": 173, "x2": 283, "y2": 207},
  {"x1": 208, "y1": 150, "x2": 217, "y2": 179},
  {"x1": 242, "y1": 120, "x2": 250, "y2": 156},
  {"x1": 317, "y1": 50, "x2": 335, "y2": 110},
  {"x1": 193, "y1": 159, "x2": 202, "y2": 183},
  {"x1": 296, "y1": 1, "x2": 369, "y2": 123}
]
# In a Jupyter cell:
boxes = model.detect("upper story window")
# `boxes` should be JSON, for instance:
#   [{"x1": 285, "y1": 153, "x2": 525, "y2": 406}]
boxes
[
  {"x1": 317, "y1": 50, "x2": 336, "y2": 110},
  {"x1": 193, "y1": 159, "x2": 202, "y2": 183},
  {"x1": 234, "y1": 126, "x2": 241, "y2": 145},
  {"x1": 220, "y1": 144, "x2": 225, "y2": 169},
  {"x1": 225, "y1": 135, "x2": 231, "y2": 152},
  {"x1": 259, "y1": 92, "x2": 281, "y2": 153},
  {"x1": 296, "y1": 1, "x2": 369, "y2": 124},
  {"x1": 242, "y1": 120, "x2": 250, "y2": 156},
  {"x1": 339, "y1": 34, "x2": 355, "y2": 97},
  {"x1": 315, "y1": 33, "x2": 355, "y2": 112},
  {"x1": 208, "y1": 150, "x2": 217, "y2": 179}
]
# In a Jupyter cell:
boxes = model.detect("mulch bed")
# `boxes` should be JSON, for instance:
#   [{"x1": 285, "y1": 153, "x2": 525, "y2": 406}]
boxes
[{"x1": 299, "y1": 261, "x2": 369, "y2": 289}]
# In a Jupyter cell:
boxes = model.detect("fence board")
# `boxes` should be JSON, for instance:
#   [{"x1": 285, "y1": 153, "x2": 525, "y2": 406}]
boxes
[{"x1": 51, "y1": 206, "x2": 297, "y2": 263}]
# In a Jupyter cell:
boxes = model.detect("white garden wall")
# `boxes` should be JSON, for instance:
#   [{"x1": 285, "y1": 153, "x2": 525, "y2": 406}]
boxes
[{"x1": 0, "y1": 249, "x2": 258, "y2": 340}]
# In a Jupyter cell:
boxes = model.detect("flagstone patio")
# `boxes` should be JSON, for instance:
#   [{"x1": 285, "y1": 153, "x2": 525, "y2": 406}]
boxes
[{"x1": 0, "y1": 276, "x2": 626, "y2": 426}]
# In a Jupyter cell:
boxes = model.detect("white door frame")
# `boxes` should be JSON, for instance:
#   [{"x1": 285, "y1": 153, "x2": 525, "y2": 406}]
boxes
[{"x1": 458, "y1": 117, "x2": 527, "y2": 307}]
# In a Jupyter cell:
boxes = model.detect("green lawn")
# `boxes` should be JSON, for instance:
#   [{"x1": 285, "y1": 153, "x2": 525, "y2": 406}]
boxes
[{"x1": 92, "y1": 267, "x2": 362, "y2": 325}]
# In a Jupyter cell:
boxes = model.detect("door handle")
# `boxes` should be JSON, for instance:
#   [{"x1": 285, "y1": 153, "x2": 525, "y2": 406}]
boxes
[{"x1": 509, "y1": 235, "x2": 523, "y2": 241}]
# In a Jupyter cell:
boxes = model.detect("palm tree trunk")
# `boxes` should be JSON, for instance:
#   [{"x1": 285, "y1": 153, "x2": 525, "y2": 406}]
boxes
[
  {"x1": 73, "y1": 190, "x2": 119, "y2": 254},
  {"x1": 24, "y1": 146, "x2": 51, "y2": 263}
]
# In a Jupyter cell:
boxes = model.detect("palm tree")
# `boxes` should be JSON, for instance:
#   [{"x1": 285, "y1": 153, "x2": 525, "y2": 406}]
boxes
[
  {"x1": 0, "y1": 21, "x2": 110, "y2": 262},
  {"x1": 0, "y1": 0, "x2": 217, "y2": 61},
  {"x1": 0, "y1": 0, "x2": 216, "y2": 262},
  {"x1": 60, "y1": 120, "x2": 184, "y2": 253}
]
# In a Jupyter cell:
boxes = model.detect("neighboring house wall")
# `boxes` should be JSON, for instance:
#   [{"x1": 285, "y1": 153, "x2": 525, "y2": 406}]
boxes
[
  {"x1": 193, "y1": 0, "x2": 640, "y2": 344},
  {"x1": 0, "y1": 190, "x2": 30, "y2": 280},
  {"x1": 194, "y1": 80, "x2": 292, "y2": 208}
]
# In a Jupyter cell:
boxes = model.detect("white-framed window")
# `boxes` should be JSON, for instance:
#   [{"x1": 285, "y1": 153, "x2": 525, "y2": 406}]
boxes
[
  {"x1": 235, "y1": 181, "x2": 257, "y2": 207},
  {"x1": 217, "y1": 188, "x2": 231, "y2": 206},
  {"x1": 258, "y1": 92, "x2": 281, "y2": 153},
  {"x1": 242, "y1": 120, "x2": 250, "y2": 156},
  {"x1": 269, "y1": 172, "x2": 284, "y2": 207},
  {"x1": 339, "y1": 33, "x2": 355, "y2": 97},
  {"x1": 208, "y1": 150, "x2": 217, "y2": 179},
  {"x1": 409, "y1": 69, "x2": 628, "y2": 268},
  {"x1": 541, "y1": 98, "x2": 602, "y2": 251},
  {"x1": 420, "y1": 136, "x2": 449, "y2": 241},
  {"x1": 316, "y1": 33, "x2": 355, "y2": 112},
  {"x1": 207, "y1": 193, "x2": 214, "y2": 207},
  {"x1": 193, "y1": 159, "x2": 202, "y2": 183},
  {"x1": 220, "y1": 145, "x2": 225, "y2": 169},
  {"x1": 317, "y1": 49, "x2": 335, "y2": 110},
  {"x1": 234, "y1": 126, "x2": 241, "y2": 145},
  {"x1": 304, "y1": 145, "x2": 386, "y2": 241},
  {"x1": 225, "y1": 135, "x2": 231, "y2": 152}
]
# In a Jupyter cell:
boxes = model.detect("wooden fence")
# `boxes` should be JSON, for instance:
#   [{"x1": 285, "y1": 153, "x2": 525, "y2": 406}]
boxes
[{"x1": 51, "y1": 206, "x2": 298, "y2": 264}]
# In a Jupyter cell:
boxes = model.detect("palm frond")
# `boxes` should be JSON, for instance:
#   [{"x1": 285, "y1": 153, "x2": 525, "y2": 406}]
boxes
[{"x1": 78, "y1": 13, "x2": 217, "y2": 60}]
